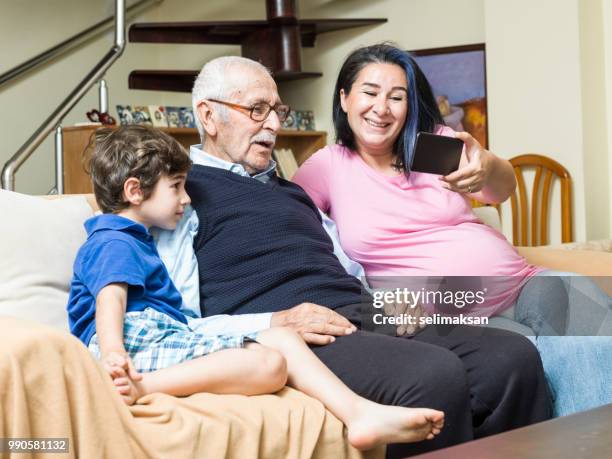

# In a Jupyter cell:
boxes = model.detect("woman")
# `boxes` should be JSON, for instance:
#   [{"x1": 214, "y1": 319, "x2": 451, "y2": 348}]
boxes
[{"x1": 293, "y1": 43, "x2": 612, "y2": 416}]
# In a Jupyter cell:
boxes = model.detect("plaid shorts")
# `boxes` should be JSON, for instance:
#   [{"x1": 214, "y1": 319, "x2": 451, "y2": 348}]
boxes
[{"x1": 88, "y1": 307, "x2": 258, "y2": 373}]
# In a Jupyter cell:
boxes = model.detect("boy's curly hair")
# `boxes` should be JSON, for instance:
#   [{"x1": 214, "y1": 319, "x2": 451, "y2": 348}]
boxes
[{"x1": 86, "y1": 125, "x2": 192, "y2": 213}]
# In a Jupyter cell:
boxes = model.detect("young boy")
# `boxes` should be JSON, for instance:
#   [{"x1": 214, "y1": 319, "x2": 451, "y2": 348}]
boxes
[{"x1": 67, "y1": 125, "x2": 444, "y2": 451}]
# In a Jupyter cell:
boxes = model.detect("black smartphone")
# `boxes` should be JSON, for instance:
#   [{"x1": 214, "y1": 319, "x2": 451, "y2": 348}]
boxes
[{"x1": 410, "y1": 132, "x2": 464, "y2": 175}]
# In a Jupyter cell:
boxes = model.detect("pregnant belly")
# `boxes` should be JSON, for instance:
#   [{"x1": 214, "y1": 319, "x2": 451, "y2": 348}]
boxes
[
  {"x1": 359, "y1": 222, "x2": 543, "y2": 316},
  {"x1": 361, "y1": 222, "x2": 535, "y2": 277}
]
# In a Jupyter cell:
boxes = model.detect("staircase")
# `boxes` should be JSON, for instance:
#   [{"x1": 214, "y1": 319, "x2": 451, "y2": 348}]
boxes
[
  {"x1": 127, "y1": 0, "x2": 386, "y2": 92},
  {"x1": 1, "y1": 0, "x2": 386, "y2": 193}
]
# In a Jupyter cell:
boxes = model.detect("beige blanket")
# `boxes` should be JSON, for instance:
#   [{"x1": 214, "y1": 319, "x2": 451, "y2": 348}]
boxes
[{"x1": 0, "y1": 316, "x2": 382, "y2": 459}]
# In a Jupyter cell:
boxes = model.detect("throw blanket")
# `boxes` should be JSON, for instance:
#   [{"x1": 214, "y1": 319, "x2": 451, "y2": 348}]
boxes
[{"x1": 0, "y1": 316, "x2": 382, "y2": 459}]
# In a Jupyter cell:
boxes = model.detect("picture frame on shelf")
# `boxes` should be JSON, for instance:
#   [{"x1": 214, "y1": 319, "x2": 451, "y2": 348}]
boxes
[
  {"x1": 132, "y1": 106, "x2": 153, "y2": 126},
  {"x1": 281, "y1": 109, "x2": 298, "y2": 130},
  {"x1": 116, "y1": 105, "x2": 134, "y2": 125},
  {"x1": 115, "y1": 105, "x2": 197, "y2": 129},
  {"x1": 296, "y1": 110, "x2": 315, "y2": 131},
  {"x1": 179, "y1": 107, "x2": 196, "y2": 128},
  {"x1": 410, "y1": 44, "x2": 488, "y2": 148},
  {"x1": 165, "y1": 106, "x2": 182, "y2": 128},
  {"x1": 149, "y1": 105, "x2": 168, "y2": 127}
]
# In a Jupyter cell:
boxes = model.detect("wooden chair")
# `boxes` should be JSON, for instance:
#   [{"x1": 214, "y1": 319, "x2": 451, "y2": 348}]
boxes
[{"x1": 509, "y1": 153, "x2": 573, "y2": 246}]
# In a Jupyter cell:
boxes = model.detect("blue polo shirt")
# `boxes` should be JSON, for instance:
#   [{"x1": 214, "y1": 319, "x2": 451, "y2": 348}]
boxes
[{"x1": 67, "y1": 214, "x2": 187, "y2": 345}]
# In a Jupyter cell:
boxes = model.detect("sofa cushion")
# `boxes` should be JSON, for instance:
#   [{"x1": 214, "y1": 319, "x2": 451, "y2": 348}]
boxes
[{"x1": 0, "y1": 191, "x2": 93, "y2": 330}]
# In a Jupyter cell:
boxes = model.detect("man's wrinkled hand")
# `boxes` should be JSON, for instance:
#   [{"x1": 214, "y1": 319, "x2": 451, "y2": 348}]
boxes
[{"x1": 271, "y1": 302, "x2": 357, "y2": 345}]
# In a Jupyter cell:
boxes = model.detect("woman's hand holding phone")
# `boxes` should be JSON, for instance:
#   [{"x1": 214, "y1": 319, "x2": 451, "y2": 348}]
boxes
[{"x1": 439, "y1": 131, "x2": 493, "y2": 195}]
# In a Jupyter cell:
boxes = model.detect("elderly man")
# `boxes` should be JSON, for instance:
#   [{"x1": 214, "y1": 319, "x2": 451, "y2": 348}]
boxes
[{"x1": 155, "y1": 56, "x2": 551, "y2": 457}]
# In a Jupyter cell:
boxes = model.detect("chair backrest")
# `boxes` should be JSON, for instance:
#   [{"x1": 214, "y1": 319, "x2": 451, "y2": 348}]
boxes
[{"x1": 509, "y1": 153, "x2": 573, "y2": 246}]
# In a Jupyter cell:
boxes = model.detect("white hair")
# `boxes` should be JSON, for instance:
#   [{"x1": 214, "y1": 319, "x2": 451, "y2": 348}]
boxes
[{"x1": 191, "y1": 56, "x2": 272, "y2": 141}]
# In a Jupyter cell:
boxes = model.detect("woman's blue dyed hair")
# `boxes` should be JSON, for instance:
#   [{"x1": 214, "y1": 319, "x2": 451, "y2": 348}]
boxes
[{"x1": 333, "y1": 43, "x2": 444, "y2": 171}]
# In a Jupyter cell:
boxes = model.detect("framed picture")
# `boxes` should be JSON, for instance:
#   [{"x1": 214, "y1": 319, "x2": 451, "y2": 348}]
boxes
[
  {"x1": 296, "y1": 110, "x2": 315, "y2": 131},
  {"x1": 149, "y1": 105, "x2": 168, "y2": 127},
  {"x1": 116, "y1": 105, "x2": 134, "y2": 125},
  {"x1": 178, "y1": 107, "x2": 196, "y2": 128},
  {"x1": 165, "y1": 106, "x2": 182, "y2": 128},
  {"x1": 281, "y1": 109, "x2": 298, "y2": 130},
  {"x1": 411, "y1": 44, "x2": 488, "y2": 148},
  {"x1": 132, "y1": 106, "x2": 153, "y2": 126}
]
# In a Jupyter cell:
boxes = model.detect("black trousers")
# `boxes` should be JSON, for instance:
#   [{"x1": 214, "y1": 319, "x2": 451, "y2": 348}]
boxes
[{"x1": 310, "y1": 303, "x2": 552, "y2": 458}]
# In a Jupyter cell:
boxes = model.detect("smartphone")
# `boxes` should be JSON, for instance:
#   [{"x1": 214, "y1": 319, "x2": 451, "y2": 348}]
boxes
[{"x1": 410, "y1": 132, "x2": 464, "y2": 175}]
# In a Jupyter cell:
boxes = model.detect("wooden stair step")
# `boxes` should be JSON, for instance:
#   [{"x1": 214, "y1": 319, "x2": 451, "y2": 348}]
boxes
[
  {"x1": 129, "y1": 69, "x2": 323, "y2": 92},
  {"x1": 129, "y1": 18, "x2": 387, "y2": 47}
]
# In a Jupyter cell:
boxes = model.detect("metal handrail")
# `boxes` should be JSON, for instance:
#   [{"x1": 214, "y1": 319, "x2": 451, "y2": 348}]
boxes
[
  {"x1": 0, "y1": 0, "x2": 161, "y2": 90},
  {"x1": 1, "y1": 0, "x2": 149, "y2": 191}
]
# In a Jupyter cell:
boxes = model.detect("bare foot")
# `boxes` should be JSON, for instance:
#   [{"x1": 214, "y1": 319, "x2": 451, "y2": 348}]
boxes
[
  {"x1": 110, "y1": 364, "x2": 147, "y2": 405},
  {"x1": 346, "y1": 400, "x2": 444, "y2": 450},
  {"x1": 101, "y1": 352, "x2": 145, "y2": 405}
]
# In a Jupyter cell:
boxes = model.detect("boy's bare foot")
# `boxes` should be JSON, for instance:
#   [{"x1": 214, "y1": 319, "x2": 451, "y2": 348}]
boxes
[
  {"x1": 111, "y1": 365, "x2": 147, "y2": 405},
  {"x1": 346, "y1": 400, "x2": 444, "y2": 450},
  {"x1": 101, "y1": 352, "x2": 145, "y2": 405}
]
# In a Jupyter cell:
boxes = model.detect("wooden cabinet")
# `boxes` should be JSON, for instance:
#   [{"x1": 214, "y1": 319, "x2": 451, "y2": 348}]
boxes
[{"x1": 61, "y1": 125, "x2": 326, "y2": 194}]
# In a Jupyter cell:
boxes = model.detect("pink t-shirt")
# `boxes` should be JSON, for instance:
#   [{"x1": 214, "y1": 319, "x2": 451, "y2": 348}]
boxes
[{"x1": 293, "y1": 127, "x2": 542, "y2": 317}]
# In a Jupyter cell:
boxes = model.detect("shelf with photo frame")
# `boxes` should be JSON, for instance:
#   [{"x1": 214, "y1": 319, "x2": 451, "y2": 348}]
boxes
[{"x1": 61, "y1": 125, "x2": 327, "y2": 194}]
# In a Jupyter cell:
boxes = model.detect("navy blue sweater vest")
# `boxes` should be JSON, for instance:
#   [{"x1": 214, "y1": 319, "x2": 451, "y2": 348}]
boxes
[{"x1": 186, "y1": 165, "x2": 364, "y2": 317}]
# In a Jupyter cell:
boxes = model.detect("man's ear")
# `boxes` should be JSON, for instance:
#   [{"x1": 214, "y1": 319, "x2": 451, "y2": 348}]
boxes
[
  {"x1": 197, "y1": 101, "x2": 217, "y2": 137},
  {"x1": 123, "y1": 177, "x2": 144, "y2": 205},
  {"x1": 339, "y1": 89, "x2": 348, "y2": 113}
]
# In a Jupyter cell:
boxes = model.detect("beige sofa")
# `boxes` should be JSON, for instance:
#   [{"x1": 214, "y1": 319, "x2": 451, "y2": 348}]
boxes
[
  {"x1": 1, "y1": 191, "x2": 611, "y2": 458},
  {"x1": 0, "y1": 191, "x2": 378, "y2": 459}
]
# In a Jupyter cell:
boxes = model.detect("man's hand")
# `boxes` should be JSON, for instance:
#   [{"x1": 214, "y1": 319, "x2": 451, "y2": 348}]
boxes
[{"x1": 271, "y1": 302, "x2": 357, "y2": 345}]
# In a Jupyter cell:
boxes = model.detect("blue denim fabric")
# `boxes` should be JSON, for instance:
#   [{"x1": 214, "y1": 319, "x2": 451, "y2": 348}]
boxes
[
  {"x1": 513, "y1": 270, "x2": 612, "y2": 416},
  {"x1": 528, "y1": 336, "x2": 612, "y2": 417}
]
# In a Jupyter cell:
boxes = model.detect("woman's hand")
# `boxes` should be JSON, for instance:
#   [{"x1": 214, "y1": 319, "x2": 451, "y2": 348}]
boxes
[
  {"x1": 439, "y1": 131, "x2": 492, "y2": 195},
  {"x1": 383, "y1": 300, "x2": 429, "y2": 336},
  {"x1": 439, "y1": 131, "x2": 516, "y2": 204}
]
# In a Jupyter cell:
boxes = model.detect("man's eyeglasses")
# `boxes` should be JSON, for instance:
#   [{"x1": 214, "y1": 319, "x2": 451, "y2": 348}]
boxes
[{"x1": 206, "y1": 99, "x2": 291, "y2": 123}]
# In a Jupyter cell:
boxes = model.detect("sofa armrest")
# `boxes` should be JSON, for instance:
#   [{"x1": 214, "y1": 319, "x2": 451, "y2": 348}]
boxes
[{"x1": 517, "y1": 247, "x2": 612, "y2": 295}]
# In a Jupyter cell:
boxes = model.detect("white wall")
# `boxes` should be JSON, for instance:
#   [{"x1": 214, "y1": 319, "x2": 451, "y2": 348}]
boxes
[
  {"x1": 485, "y1": 0, "x2": 589, "y2": 243},
  {"x1": 579, "y1": 0, "x2": 611, "y2": 240},
  {"x1": 603, "y1": 0, "x2": 612, "y2": 235}
]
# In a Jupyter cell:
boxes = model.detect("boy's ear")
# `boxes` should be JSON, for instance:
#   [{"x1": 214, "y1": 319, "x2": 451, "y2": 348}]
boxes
[
  {"x1": 197, "y1": 100, "x2": 217, "y2": 137},
  {"x1": 123, "y1": 177, "x2": 144, "y2": 205}
]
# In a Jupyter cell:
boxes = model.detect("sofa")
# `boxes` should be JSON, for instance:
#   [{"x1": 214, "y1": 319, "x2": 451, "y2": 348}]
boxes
[
  {"x1": 0, "y1": 191, "x2": 378, "y2": 459},
  {"x1": 1, "y1": 190, "x2": 611, "y2": 458}
]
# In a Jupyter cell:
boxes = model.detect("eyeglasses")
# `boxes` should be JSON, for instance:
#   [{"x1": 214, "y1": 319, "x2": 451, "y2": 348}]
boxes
[{"x1": 206, "y1": 99, "x2": 291, "y2": 123}]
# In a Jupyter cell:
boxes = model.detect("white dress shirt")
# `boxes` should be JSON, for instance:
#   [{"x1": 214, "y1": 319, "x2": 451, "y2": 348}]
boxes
[{"x1": 152, "y1": 145, "x2": 367, "y2": 336}]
